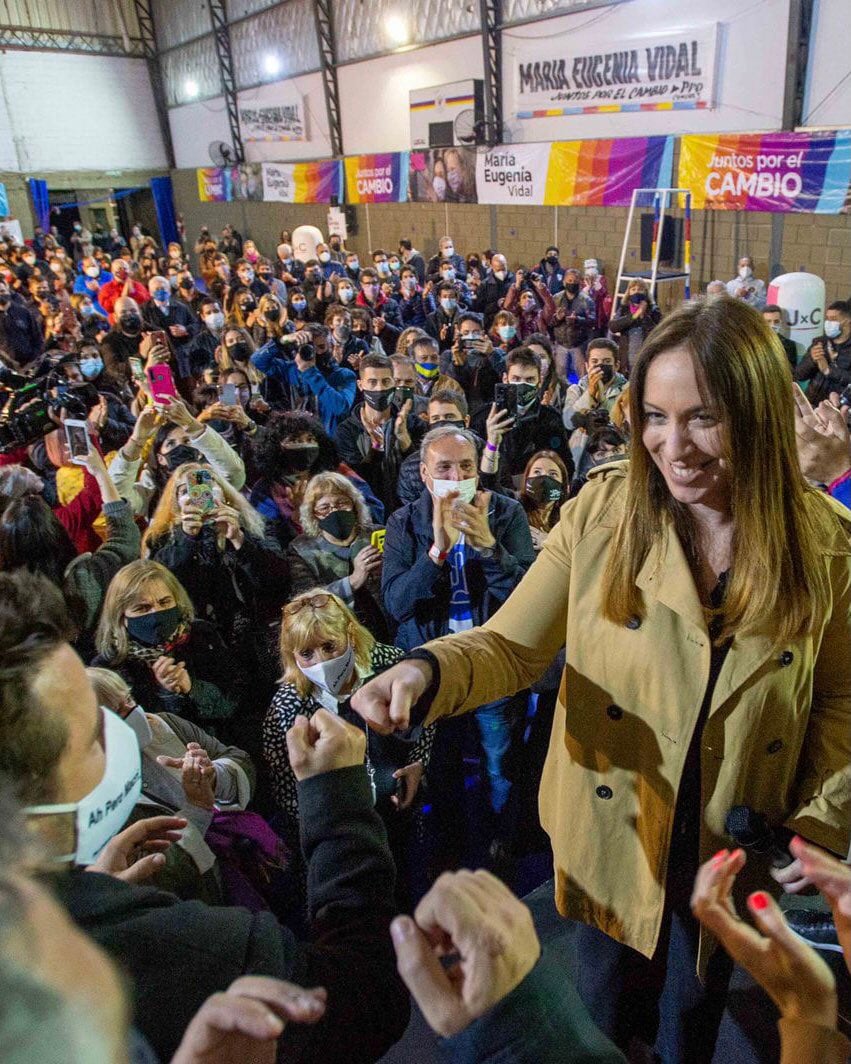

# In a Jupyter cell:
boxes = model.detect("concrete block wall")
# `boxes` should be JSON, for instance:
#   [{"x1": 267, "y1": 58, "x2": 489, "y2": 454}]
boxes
[{"x1": 169, "y1": 168, "x2": 851, "y2": 305}]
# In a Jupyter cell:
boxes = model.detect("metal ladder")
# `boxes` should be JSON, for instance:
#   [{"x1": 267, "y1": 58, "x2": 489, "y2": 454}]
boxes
[{"x1": 613, "y1": 187, "x2": 692, "y2": 308}]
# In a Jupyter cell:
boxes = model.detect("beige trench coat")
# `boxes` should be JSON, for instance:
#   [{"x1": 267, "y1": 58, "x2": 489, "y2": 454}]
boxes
[{"x1": 422, "y1": 464, "x2": 851, "y2": 965}]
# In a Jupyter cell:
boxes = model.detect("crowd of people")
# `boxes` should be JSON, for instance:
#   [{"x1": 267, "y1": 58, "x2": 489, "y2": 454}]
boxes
[{"x1": 0, "y1": 217, "x2": 849, "y2": 1063}]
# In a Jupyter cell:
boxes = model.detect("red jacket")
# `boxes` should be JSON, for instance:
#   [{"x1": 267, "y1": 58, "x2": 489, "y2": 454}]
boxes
[{"x1": 98, "y1": 279, "x2": 151, "y2": 321}]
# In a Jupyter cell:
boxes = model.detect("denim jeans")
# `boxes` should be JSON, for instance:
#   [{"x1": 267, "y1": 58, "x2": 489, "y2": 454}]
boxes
[{"x1": 474, "y1": 693, "x2": 525, "y2": 814}]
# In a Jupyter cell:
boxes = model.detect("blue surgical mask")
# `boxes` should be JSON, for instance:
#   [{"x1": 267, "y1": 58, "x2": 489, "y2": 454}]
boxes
[
  {"x1": 441, "y1": 298, "x2": 457, "y2": 313},
  {"x1": 79, "y1": 304, "x2": 96, "y2": 319},
  {"x1": 442, "y1": 269, "x2": 456, "y2": 282},
  {"x1": 153, "y1": 289, "x2": 169, "y2": 305},
  {"x1": 498, "y1": 325, "x2": 516, "y2": 341},
  {"x1": 292, "y1": 299, "x2": 307, "y2": 313},
  {"x1": 80, "y1": 356, "x2": 103, "y2": 379}
]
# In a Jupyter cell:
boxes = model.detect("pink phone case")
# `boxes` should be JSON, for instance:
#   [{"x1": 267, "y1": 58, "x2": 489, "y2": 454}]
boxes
[{"x1": 146, "y1": 364, "x2": 178, "y2": 402}]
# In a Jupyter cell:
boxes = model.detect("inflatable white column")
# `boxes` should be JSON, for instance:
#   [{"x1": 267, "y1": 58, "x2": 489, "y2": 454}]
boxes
[
  {"x1": 766, "y1": 272, "x2": 826, "y2": 362},
  {"x1": 292, "y1": 225, "x2": 324, "y2": 264}
]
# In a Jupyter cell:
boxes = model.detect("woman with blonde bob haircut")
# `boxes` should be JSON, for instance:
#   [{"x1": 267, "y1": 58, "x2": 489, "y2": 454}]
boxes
[
  {"x1": 142, "y1": 463, "x2": 290, "y2": 692},
  {"x1": 264, "y1": 589, "x2": 433, "y2": 899},
  {"x1": 93, "y1": 559, "x2": 238, "y2": 725},
  {"x1": 351, "y1": 294, "x2": 851, "y2": 1060}
]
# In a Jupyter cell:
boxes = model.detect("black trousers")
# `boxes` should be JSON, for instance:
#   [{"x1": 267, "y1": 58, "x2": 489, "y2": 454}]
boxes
[{"x1": 572, "y1": 906, "x2": 781, "y2": 1063}]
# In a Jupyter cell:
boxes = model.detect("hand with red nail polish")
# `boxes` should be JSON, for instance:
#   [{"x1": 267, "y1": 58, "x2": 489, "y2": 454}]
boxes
[{"x1": 692, "y1": 848, "x2": 837, "y2": 1031}]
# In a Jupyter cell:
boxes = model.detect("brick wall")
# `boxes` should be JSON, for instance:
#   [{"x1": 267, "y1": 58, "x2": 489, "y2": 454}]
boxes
[{"x1": 170, "y1": 167, "x2": 851, "y2": 305}]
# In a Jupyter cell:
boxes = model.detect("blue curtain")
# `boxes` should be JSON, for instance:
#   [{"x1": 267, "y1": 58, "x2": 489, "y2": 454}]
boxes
[
  {"x1": 150, "y1": 176, "x2": 179, "y2": 248},
  {"x1": 28, "y1": 178, "x2": 50, "y2": 232}
]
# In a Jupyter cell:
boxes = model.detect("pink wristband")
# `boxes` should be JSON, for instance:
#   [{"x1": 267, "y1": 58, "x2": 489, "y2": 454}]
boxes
[{"x1": 485, "y1": 441, "x2": 497, "y2": 453}]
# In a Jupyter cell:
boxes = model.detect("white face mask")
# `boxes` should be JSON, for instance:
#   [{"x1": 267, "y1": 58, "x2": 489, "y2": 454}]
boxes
[
  {"x1": 84, "y1": 265, "x2": 100, "y2": 278},
  {"x1": 494, "y1": 269, "x2": 506, "y2": 280},
  {"x1": 738, "y1": 265, "x2": 752, "y2": 279},
  {"x1": 299, "y1": 644, "x2": 356, "y2": 699},
  {"x1": 442, "y1": 245, "x2": 454, "y2": 258},
  {"x1": 824, "y1": 320, "x2": 842, "y2": 339},
  {"x1": 430, "y1": 476, "x2": 477, "y2": 503},
  {"x1": 124, "y1": 706, "x2": 153, "y2": 749},
  {"x1": 432, "y1": 176, "x2": 447, "y2": 199},
  {"x1": 26, "y1": 708, "x2": 142, "y2": 865}
]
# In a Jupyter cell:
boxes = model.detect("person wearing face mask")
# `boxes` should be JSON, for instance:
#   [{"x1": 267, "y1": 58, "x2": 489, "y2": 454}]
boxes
[
  {"x1": 472, "y1": 253, "x2": 514, "y2": 330},
  {"x1": 287, "y1": 472, "x2": 391, "y2": 641},
  {"x1": 316, "y1": 242, "x2": 345, "y2": 281},
  {"x1": 250, "y1": 411, "x2": 385, "y2": 549},
  {"x1": 142, "y1": 466, "x2": 290, "y2": 700},
  {"x1": 609, "y1": 279, "x2": 662, "y2": 372},
  {"x1": 490, "y1": 309, "x2": 520, "y2": 352},
  {"x1": 398, "y1": 238, "x2": 426, "y2": 284},
  {"x1": 520, "y1": 449, "x2": 571, "y2": 551},
  {"x1": 226, "y1": 283, "x2": 261, "y2": 332},
  {"x1": 231, "y1": 257, "x2": 269, "y2": 302},
  {"x1": 356, "y1": 267, "x2": 402, "y2": 330},
  {"x1": 252, "y1": 291, "x2": 290, "y2": 348},
  {"x1": 276, "y1": 242, "x2": 305, "y2": 286},
  {"x1": 444, "y1": 312, "x2": 506, "y2": 415},
  {"x1": 97, "y1": 258, "x2": 150, "y2": 323},
  {"x1": 109, "y1": 395, "x2": 246, "y2": 519},
  {"x1": 726, "y1": 255, "x2": 766, "y2": 309},
  {"x1": 325, "y1": 305, "x2": 369, "y2": 371},
  {"x1": 537, "y1": 246, "x2": 566, "y2": 295},
  {"x1": 382, "y1": 424, "x2": 534, "y2": 870},
  {"x1": 426, "y1": 236, "x2": 468, "y2": 283},
  {"x1": 472, "y1": 347, "x2": 572, "y2": 492},
  {"x1": 100, "y1": 295, "x2": 148, "y2": 385},
  {"x1": 397, "y1": 267, "x2": 435, "y2": 328},
  {"x1": 334, "y1": 353, "x2": 426, "y2": 513},
  {"x1": 287, "y1": 286, "x2": 311, "y2": 328},
  {"x1": 328, "y1": 234, "x2": 346, "y2": 262},
  {"x1": 183, "y1": 296, "x2": 227, "y2": 379},
  {"x1": 265, "y1": 589, "x2": 432, "y2": 901},
  {"x1": 396, "y1": 389, "x2": 480, "y2": 505},
  {"x1": 255, "y1": 255, "x2": 288, "y2": 303},
  {"x1": 563, "y1": 337, "x2": 628, "y2": 443},
  {"x1": 174, "y1": 270, "x2": 207, "y2": 315},
  {"x1": 333, "y1": 274, "x2": 358, "y2": 309},
  {"x1": 72, "y1": 255, "x2": 112, "y2": 316},
  {"x1": 794, "y1": 300, "x2": 851, "y2": 406},
  {"x1": 2, "y1": 567, "x2": 411, "y2": 1064},
  {"x1": 504, "y1": 268, "x2": 557, "y2": 342},
  {"x1": 425, "y1": 281, "x2": 465, "y2": 345},
  {"x1": 251, "y1": 324, "x2": 357, "y2": 435},
  {"x1": 762, "y1": 305, "x2": 798, "y2": 370},
  {"x1": 553, "y1": 268, "x2": 595, "y2": 379},
  {"x1": 343, "y1": 251, "x2": 362, "y2": 283},
  {"x1": 88, "y1": 664, "x2": 266, "y2": 907},
  {"x1": 580, "y1": 260, "x2": 611, "y2": 333},
  {"x1": 142, "y1": 274, "x2": 199, "y2": 352}
]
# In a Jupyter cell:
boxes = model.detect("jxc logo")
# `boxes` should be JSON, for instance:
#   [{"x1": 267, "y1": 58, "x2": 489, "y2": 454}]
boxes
[{"x1": 787, "y1": 307, "x2": 823, "y2": 327}]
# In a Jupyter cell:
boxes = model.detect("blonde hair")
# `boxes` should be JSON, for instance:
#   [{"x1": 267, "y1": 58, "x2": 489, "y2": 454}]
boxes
[
  {"x1": 396, "y1": 326, "x2": 427, "y2": 354},
  {"x1": 601, "y1": 296, "x2": 833, "y2": 645},
  {"x1": 257, "y1": 293, "x2": 287, "y2": 340},
  {"x1": 95, "y1": 560, "x2": 194, "y2": 661},
  {"x1": 279, "y1": 589, "x2": 375, "y2": 696},
  {"x1": 86, "y1": 666, "x2": 132, "y2": 711},
  {"x1": 299, "y1": 472, "x2": 371, "y2": 538},
  {"x1": 141, "y1": 462, "x2": 267, "y2": 554}
]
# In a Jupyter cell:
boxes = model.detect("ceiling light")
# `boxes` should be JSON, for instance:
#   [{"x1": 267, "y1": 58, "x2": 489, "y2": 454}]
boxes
[
  {"x1": 385, "y1": 13, "x2": 409, "y2": 46},
  {"x1": 184, "y1": 78, "x2": 199, "y2": 99},
  {"x1": 263, "y1": 53, "x2": 281, "y2": 76}
]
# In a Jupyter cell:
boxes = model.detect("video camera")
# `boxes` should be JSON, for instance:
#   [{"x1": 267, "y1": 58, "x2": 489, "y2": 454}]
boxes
[{"x1": 0, "y1": 367, "x2": 99, "y2": 452}]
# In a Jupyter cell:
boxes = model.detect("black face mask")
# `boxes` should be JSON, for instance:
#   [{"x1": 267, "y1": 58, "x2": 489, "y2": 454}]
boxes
[
  {"x1": 164, "y1": 444, "x2": 202, "y2": 471},
  {"x1": 238, "y1": 300, "x2": 256, "y2": 314},
  {"x1": 120, "y1": 314, "x2": 142, "y2": 334},
  {"x1": 179, "y1": 279, "x2": 194, "y2": 291},
  {"x1": 318, "y1": 509, "x2": 357, "y2": 540},
  {"x1": 264, "y1": 305, "x2": 281, "y2": 322},
  {"x1": 279, "y1": 443, "x2": 319, "y2": 473},
  {"x1": 362, "y1": 387, "x2": 394, "y2": 412},
  {"x1": 597, "y1": 364, "x2": 615, "y2": 385},
  {"x1": 525, "y1": 475, "x2": 563, "y2": 505},
  {"x1": 516, "y1": 383, "x2": 539, "y2": 411},
  {"x1": 126, "y1": 605, "x2": 181, "y2": 647},
  {"x1": 547, "y1": 255, "x2": 559, "y2": 266},
  {"x1": 565, "y1": 283, "x2": 579, "y2": 296},
  {"x1": 434, "y1": 418, "x2": 466, "y2": 430},
  {"x1": 227, "y1": 342, "x2": 251, "y2": 362}
]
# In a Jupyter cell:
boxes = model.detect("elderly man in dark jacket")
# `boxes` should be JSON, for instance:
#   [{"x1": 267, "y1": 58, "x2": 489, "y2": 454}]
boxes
[
  {"x1": 382, "y1": 424, "x2": 534, "y2": 869},
  {"x1": 472, "y1": 253, "x2": 513, "y2": 330}
]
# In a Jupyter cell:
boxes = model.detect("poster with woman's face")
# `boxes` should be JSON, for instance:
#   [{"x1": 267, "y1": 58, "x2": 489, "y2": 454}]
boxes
[{"x1": 409, "y1": 147, "x2": 478, "y2": 203}]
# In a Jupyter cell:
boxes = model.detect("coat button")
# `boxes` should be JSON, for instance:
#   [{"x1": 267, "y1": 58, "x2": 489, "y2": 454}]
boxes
[
  {"x1": 767, "y1": 739, "x2": 783, "y2": 754},
  {"x1": 779, "y1": 651, "x2": 794, "y2": 667},
  {"x1": 606, "y1": 705, "x2": 623, "y2": 721},
  {"x1": 626, "y1": 616, "x2": 641, "y2": 630},
  {"x1": 596, "y1": 785, "x2": 613, "y2": 800}
]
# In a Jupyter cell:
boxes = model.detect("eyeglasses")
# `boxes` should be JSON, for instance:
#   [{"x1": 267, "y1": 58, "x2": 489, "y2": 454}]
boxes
[
  {"x1": 314, "y1": 500, "x2": 354, "y2": 517},
  {"x1": 283, "y1": 593, "x2": 332, "y2": 617}
]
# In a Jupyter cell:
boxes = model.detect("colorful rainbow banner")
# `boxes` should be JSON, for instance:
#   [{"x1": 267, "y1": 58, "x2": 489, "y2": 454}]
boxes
[
  {"x1": 344, "y1": 152, "x2": 409, "y2": 203},
  {"x1": 197, "y1": 167, "x2": 229, "y2": 203},
  {"x1": 544, "y1": 136, "x2": 674, "y2": 206},
  {"x1": 678, "y1": 131, "x2": 851, "y2": 213},
  {"x1": 261, "y1": 160, "x2": 342, "y2": 203}
]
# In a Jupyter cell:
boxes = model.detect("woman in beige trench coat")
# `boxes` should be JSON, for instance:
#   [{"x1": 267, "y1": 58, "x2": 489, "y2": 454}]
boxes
[{"x1": 353, "y1": 296, "x2": 851, "y2": 1062}]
